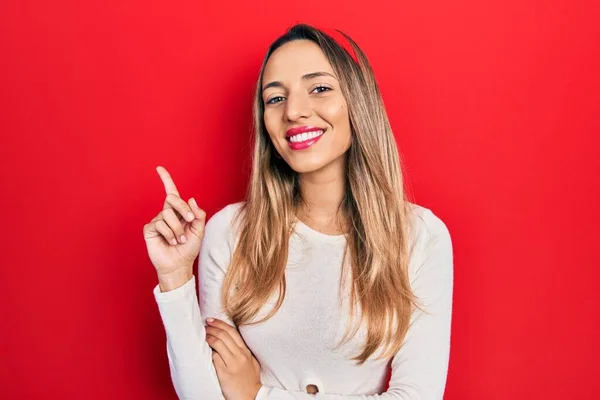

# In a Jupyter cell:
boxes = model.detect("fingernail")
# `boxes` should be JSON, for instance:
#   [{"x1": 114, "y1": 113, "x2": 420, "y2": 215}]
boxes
[
  {"x1": 206, "y1": 318, "x2": 214, "y2": 323},
  {"x1": 171, "y1": 238, "x2": 178, "y2": 246},
  {"x1": 191, "y1": 198, "x2": 198, "y2": 208},
  {"x1": 180, "y1": 235, "x2": 187, "y2": 243},
  {"x1": 186, "y1": 212, "x2": 194, "y2": 221}
]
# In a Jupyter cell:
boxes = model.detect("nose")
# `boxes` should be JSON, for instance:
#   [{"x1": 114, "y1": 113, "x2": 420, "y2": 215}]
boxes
[{"x1": 285, "y1": 90, "x2": 312, "y2": 121}]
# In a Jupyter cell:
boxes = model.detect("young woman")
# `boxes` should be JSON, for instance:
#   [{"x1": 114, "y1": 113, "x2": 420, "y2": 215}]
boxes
[{"x1": 143, "y1": 24, "x2": 453, "y2": 400}]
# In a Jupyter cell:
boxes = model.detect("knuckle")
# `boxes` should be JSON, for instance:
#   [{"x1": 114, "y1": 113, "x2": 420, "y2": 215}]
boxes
[
  {"x1": 172, "y1": 222, "x2": 184, "y2": 234},
  {"x1": 162, "y1": 210, "x2": 183, "y2": 230},
  {"x1": 157, "y1": 210, "x2": 167, "y2": 220},
  {"x1": 166, "y1": 193, "x2": 180, "y2": 202},
  {"x1": 207, "y1": 335, "x2": 220, "y2": 345},
  {"x1": 155, "y1": 220, "x2": 173, "y2": 236},
  {"x1": 162, "y1": 208, "x2": 175, "y2": 219}
]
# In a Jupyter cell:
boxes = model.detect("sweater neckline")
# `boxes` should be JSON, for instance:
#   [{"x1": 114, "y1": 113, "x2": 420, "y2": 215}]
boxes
[{"x1": 293, "y1": 218, "x2": 348, "y2": 243}]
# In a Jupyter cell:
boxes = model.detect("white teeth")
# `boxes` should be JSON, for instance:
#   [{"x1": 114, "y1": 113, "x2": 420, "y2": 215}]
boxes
[{"x1": 289, "y1": 130, "x2": 324, "y2": 143}]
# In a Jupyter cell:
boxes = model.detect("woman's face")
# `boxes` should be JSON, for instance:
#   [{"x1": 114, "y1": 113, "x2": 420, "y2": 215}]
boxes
[{"x1": 261, "y1": 39, "x2": 352, "y2": 174}]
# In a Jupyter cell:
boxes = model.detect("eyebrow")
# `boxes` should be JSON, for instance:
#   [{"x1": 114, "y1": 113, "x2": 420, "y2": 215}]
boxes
[{"x1": 262, "y1": 71, "x2": 337, "y2": 92}]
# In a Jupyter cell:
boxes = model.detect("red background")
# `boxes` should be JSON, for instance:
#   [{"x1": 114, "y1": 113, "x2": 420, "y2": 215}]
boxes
[{"x1": 1, "y1": 0, "x2": 599, "y2": 399}]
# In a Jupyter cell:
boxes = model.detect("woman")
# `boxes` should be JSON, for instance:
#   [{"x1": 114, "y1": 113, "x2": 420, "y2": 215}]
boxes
[{"x1": 143, "y1": 23, "x2": 453, "y2": 400}]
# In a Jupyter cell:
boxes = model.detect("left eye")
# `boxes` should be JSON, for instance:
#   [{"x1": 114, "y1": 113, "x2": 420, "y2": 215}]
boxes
[{"x1": 312, "y1": 86, "x2": 331, "y2": 93}]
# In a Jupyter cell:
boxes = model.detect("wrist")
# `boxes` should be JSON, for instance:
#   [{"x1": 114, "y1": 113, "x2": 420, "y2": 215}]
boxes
[
  {"x1": 249, "y1": 382, "x2": 263, "y2": 400},
  {"x1": 157, "y1": 268, "x2": 193, "y2": 292}
]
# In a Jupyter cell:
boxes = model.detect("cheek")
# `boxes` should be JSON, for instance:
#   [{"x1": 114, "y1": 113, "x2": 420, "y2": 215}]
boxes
[
  {"x1": 263, "y1": 109, "x2": 274, "y2": 132},
  {"x1": 263, "y1": 110, "x2": 280, "y2": 141},
  {"x1": 322, "y1": 99, "x2": 350, "y2": 130},
  {"x1": 327, "y1": 101, "x2": 352, "y2": 148}
]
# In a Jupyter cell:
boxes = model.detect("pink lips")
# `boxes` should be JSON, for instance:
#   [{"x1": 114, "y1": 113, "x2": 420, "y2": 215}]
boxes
[{"x1": 285, "y1": 126, "x2": 325, "y2": 151}]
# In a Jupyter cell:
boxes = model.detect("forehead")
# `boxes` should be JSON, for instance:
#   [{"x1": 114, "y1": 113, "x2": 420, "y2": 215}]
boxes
[{"x1": 262, "y1": 40, "x2": 334, "y2": 82}]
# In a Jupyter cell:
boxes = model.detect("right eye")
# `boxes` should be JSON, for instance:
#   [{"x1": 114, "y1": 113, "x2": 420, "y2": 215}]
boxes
[{"x1": 266, "y1": 96, "x2": 285, "y2": 105}]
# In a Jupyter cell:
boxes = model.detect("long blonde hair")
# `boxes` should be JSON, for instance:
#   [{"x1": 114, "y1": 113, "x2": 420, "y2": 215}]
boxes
[{"x1": 222, "y1": 23, "x2": 422, "y2": 365}]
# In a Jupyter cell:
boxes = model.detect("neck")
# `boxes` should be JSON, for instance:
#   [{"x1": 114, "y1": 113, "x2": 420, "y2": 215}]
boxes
[{"x1": 297, "y1": 155, "x2": 347, "y2": 231}]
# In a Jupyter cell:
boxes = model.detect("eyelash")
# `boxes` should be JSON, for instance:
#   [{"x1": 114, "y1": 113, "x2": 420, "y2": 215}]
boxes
[{"x1": 266, "y1": 85, "x2": 332, "y2": 105}]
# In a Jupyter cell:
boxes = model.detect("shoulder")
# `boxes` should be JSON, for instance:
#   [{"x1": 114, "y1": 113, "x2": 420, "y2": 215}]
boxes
[
  {"x1": 205, "y1": 201, "x2": 245, "y2": 232},
  {"x1": 202, "y1": 201, "x2": 246, "y2": 253},
  {"x1": 407, "y1": 202, "x2": 452, "y2": 247},
  {"x1": 406, "y1": 201, "x2": 453, "y2": 284}
]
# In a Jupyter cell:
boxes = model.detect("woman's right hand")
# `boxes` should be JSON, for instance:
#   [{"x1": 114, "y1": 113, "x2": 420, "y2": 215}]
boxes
[{"x1": 143, "y1": 166, "x2": 207, "y2": 291}]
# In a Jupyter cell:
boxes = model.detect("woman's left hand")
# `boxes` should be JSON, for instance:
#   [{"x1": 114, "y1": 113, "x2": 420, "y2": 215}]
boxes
[{"x1": 206, "y1": 318, "x2": 262, "y2": 400}]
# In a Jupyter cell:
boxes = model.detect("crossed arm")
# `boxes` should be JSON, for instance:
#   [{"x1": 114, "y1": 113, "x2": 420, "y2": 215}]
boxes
[{"x1": 154, "y1": 206, "x2": 453, "y2": 400}]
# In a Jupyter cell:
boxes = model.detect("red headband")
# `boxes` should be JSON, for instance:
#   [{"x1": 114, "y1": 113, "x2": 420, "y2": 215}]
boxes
[{"x1": 321, "y1": 28, "x2": 359, "y2": 65}]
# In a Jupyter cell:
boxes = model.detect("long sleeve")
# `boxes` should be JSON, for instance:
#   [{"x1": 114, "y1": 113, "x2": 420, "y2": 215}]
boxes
[
  {"x1": 255, "y1": 209, "x2": 454, "y2": 400},
  {"x1": 154, "y1": 204, "x2": 240, "y2": 400}
]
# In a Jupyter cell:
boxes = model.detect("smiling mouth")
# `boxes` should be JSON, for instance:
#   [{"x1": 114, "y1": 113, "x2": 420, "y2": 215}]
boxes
[
  {"x1": 285, "y1": 129, "x2": 326, "y2": 151},
  {"x1": 286, "y1": 129, "x2": 325, "y2": 143}
]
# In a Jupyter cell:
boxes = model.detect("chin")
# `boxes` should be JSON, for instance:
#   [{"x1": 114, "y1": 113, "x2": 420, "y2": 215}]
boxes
[
  {"x1": 286, "y1": 157, "x2": 329, "y2": 174},
  {"x1": 286, "y1": 151, "x2": 344, "y2": 174}
]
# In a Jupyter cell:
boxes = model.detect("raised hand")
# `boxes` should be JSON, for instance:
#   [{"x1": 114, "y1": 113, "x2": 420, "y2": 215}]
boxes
[{"x1": 143, "y1": 166, "x2": 207, "y2": 291}]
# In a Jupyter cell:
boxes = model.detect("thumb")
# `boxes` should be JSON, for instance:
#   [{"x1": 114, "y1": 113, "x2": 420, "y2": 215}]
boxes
[{"x1": 186, "y1": 197, "x2": 207, "y2": 241}]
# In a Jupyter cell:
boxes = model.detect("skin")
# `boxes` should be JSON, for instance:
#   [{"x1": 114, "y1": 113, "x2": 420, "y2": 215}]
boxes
[
  {"x1": 144, "y1": 166, "x2": 206, "y2": 292},
  {"x1": 205, "y1": 319, "x2": 262, "y2": 399},
  {"x1": 145, "y1": 39, "x2": 354, "y2": 399},
  {"x1": 262, "y1": 39, "x2": 352, "y2": 234},
  {"x1": 207, "y1": 40, "x2": 354, "y2": 398}
]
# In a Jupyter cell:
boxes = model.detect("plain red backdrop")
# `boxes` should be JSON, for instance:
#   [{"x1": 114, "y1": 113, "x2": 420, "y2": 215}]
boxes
[{"x1": 1, "y1": 0, "x2": 599, "y2": 399}]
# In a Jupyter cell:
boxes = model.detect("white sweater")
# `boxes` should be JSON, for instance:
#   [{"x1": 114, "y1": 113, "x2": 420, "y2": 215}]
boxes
[{"x1": 153, "y1": 201, "x2": 453, "y2": 399}]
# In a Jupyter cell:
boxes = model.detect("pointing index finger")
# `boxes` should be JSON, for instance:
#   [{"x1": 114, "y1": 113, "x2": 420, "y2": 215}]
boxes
[{"x1": 156, "y1": 166, "x2": 180, "y2": 197}]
